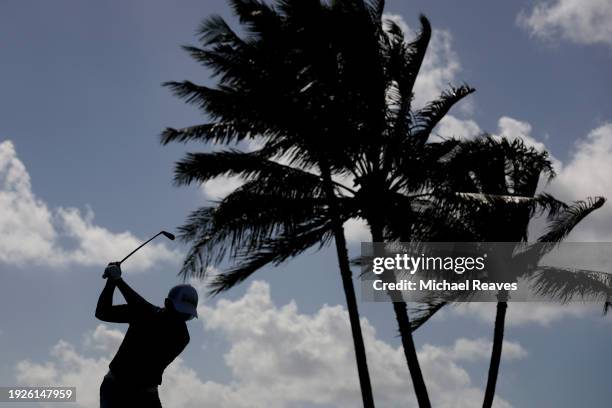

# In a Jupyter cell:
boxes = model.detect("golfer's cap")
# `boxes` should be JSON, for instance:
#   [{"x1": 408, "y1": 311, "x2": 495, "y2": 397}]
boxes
[{"x1": 167, "y1": 284, "x2": 199, "y2": 318}]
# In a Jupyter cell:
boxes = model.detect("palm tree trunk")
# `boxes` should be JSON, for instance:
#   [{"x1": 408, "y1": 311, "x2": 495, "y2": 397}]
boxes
[
  {"x1": 333, "y1": 226, "x2": 376, "y2": 408},
  {"x1": 393, "y1": 302, "x2": 432, "y2": 408},
  {"x1": 319, "y1": 164, "x2": 375, "y2": 408},
  {"x1": 370, "y1": 225, "x2": 431, "y2": 408},
  {"x1": 482, "y1": 298, "x2": 508, "y2": 408}
]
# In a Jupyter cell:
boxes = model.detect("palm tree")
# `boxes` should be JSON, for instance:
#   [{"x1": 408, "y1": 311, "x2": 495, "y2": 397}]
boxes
[
  {"x1": 399, "y1": 137, "x2": 606, "y2": 408},
  {"x1": 162, "y1": 1, "x2": 478, "y2": 406},
  {"x1": 482, "y1": 197, "x2": 605, "y2": 408},
  {"x1": 163, "y1": 1, "x2": 384, "y2": 405}
]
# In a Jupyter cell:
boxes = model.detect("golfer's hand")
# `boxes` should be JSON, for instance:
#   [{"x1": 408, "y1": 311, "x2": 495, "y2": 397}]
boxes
[{"x1": 103, "y1": 262, "x2": 122, "y2": 281}]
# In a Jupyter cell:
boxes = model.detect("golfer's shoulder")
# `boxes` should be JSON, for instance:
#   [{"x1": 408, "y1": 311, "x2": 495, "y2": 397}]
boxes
[
  {"x1": 147, "y1": 305, "x2": 163, "y2": 318},
  {"x1": 129, "y1": 303, "x2": 160, "y2": 323}
]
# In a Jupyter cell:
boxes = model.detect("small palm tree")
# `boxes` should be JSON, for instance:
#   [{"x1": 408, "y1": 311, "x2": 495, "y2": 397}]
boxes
[
  {"x1": 399, "y1": 137, "x2": 606, "y2": 407},
  {"x1": 482, "y1": 197, "x2": 605, "y2": 408}
]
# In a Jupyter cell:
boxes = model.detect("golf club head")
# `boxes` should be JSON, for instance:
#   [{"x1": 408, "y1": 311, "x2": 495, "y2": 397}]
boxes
[{"x1": 161, "y1": 231, "x2": 176, "y2": 240}]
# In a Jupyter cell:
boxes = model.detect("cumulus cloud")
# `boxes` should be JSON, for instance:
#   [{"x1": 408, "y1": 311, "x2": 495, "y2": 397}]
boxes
[
  {"x1": 83, "y1": 325, "x2": 125, "y2": 353},
  {"x1": 201, "y1": 175, "x2": 245, "y2": 201},
  {"x1": 444, "y1": 338, "x2": 527, "y2": 362},
  {"x1": 548, "y1": 123, "x2": 612, "y2": 240},
  {"x1": 0, "y1": 140, "x2": 180, "y2": 271},
  {"x1": 435, "y1": 115, "x2": 482, "y2": 141},
  {"x1": 518, "y1": 0, "x2": 612, "y2": 47},
  {"x1": 16, "y1": 281, "x2": 519, "y2": 408},
  {"x1": 495, "y1": 117, "x2": 547, "y2": 152},
  {"x1": 343, "y1": 218, "x2": 371, "y2": 243}
]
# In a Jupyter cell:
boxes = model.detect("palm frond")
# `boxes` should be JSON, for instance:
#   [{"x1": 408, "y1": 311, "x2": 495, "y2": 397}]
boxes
[
  {"x1": 388, "y1": 139, "x2": 461, "y2": 193},
  {"x1": 411, "y1": 85, "x2": 475, "y2": 144},
  {"x1": 433, "y1": 191, "x2": 566, "y2": 223},
  {"x1": 181, "y1": 44, "x2": 258, "y2": 85},
  {"x1": 197, "y1": 14, "x2": 244, "y2": 46},
  {"x1": 176, "y1": 170, "x2": 357, "y2": 281},
  {"x1": 506, "y1": 196, "x2": 605, "y2": 275},
  {"x1": 207, "y1": 219, "x2": 335, "y2": 294},
  {"x1": 409, "y1": 300, "x2": 447, "y2": 332},
  {"x1": 530, "y1": 266, "x2": 612, "y2": 303},
  {"x1": 371, "y1": 0, "x2": 385, "y2": 19},
  {"x1": 402, "y1": 14, "x2": 431, "y2": 97},
  {"x1": 178, "y1": 203, "x2": 330, "y2": 280},
  {"x1": 160, "y1": 123, "x2": 252, "y2": 145},
  {"x1": 228, "y1": 0, "x2": 282, "y2": 38},
  {"x1": 536, "y1": 197, "x2": 606, "y2": 253},
  {"x1": 164, "y1": 81, "x2": 258, "y2": 123},
  {"x1": 172, "y1": 149, "x2": 326, "y2": 189}
]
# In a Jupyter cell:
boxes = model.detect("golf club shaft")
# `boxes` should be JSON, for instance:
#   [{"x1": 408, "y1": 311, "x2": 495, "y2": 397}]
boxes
[{"x1": 118, "y1": 232, "x2": 163, "y2": 265}]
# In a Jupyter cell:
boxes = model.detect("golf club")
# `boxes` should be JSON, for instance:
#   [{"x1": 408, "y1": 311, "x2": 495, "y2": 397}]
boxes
[{"x1": 103, "y1": 230, "x2": 175, "y2": 278}]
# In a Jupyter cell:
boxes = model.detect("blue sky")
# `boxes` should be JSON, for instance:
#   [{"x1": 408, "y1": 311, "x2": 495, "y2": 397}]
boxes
[{"x1": 1, "y1": 0, "x2": 611, "y2": 407}]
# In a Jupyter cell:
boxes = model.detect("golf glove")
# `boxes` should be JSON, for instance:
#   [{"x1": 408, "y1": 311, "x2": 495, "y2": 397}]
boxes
[{"x1": 103, "y1": 263, "x2": 122, "y2": 280}]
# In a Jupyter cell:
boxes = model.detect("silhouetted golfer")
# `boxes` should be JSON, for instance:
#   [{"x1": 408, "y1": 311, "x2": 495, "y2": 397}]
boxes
[{"x1": 95, "y1": 262, "x2": 198, "y2": 408}]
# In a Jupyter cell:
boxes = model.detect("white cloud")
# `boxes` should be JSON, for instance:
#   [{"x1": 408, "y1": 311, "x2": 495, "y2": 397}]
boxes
[
  {"x1": 495, "y1": 117, "x2": 547, "y2": 152},
  {"x1": 548, "y1": 123, "x2": 612, "y2": 241},
  {"x1": 343, "y1": 218, "x2": 371, "y2": 243},
  {"x1": 201, "y1": 175, "x2": 244, "y2": 201},
  {"x1": 83, "y1": 325, "x2": 124, "y2": 353},
  {"x1": 16, "y1": 281, "x2": 517, "y2": 408},
  {"x1": 15, "y1": 360, "x2": 58, "y2": 386},
  {"x1": 518, "y1": 0, "x2": 612, "y2": 47},
  {"x1": 489, "y1": 116, "x2": 567, "y2": 179},
  {"x1": 0, "y1": 140, "x2": 180, "y2": 271},
  {"x1": 435, "y1": 115, "x2": 482, "y2": 140},
  {"x1": 16, "y1": 339, "x2": 109, "y2": 408},
  {"x1": 445, "y1": 338, "x2": 527, "y2": 362},
  {"x1": 416, "y1": 29, "x2": 461, "y2": 109},
  {"x1": 0, "y1": 141, "x2": 58, "y2": 265}
]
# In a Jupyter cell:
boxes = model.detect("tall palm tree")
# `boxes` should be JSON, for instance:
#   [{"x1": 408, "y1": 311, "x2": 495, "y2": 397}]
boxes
[
  {"x1": 163, "y1": 1, "x2": 384, "y2": 405},
  {"x1": 162, "y1": 1, "x2": 477, "y2": 406},
  {"x1": 400, "y1": 137, "x2": 606, "y2": 408}
]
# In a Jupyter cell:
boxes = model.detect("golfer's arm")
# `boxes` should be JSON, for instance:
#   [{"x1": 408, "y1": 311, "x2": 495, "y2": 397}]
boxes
[
  {"x1": 95, "y1": 279, "x2": 118, "y2": 320},
  {"x1": 115, "y1": 278, "x2": 153, "y2": 309}
]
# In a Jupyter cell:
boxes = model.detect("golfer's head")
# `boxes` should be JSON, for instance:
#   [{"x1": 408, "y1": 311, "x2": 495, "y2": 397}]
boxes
[{"x1": 165, "y1": 284, "x2": 198, "y2": 321}]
